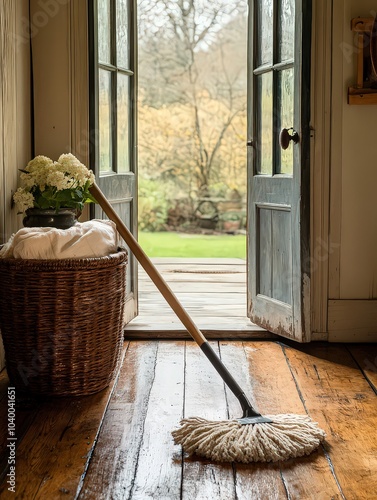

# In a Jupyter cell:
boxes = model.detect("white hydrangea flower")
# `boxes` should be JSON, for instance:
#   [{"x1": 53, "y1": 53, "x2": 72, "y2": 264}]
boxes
[
  {"x1": 25, "y1": 155, "x2": 54, "y2": 173},
  {"x1": 20, "y1": 172, "x2": 36, "y2": 189},
  {"x1": 13, "y1": 153, "x2": 95, "y2": 213},
  {"x1": 23, "y1": 158, "x2": 54, "y2": 191},
  {"x1": 57, "y1": 154, "x2": 94, "y2": 188},
  {"x1": 13, "y1": 188, "x2": 34, "y2": 212},
  {"x1": 46, "y1": 170, "x2": 74, "y2": 191}
]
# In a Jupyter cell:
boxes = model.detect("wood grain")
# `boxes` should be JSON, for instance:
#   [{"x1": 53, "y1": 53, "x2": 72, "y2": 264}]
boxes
[
  {"x1": 149, "y1": 257, "x2": 245, "y2": 265},
  {"x1": 127, "y1": 258, "x2": 264, "y2": 334},
  {"x1": 140, "y1": 272, "x2": 246, "y2": 283},
  {"x1": 0, "y1": 344, "x2": 128, "y2": 500},
  {"x1": 181, "y1": 342, "x2": 236, "y2": 500},
  {"x1": 122, "y1": 341, "x2": 184, "y2": 499},
  {"x1": 79, "y1": 341, "x2": 159, "y2": 499},
  {"x1": 283, "y1": 342, "x2": 377, "y2": 499},
  {"x1": 1, "y1": 341, "x2": 376, "y2": 499},
  {"x1": 222, "y1": 341, "x2": 342, "y2": 500},
  {"x1": 139, "y1": 281, "x2": 245, "y2": 293},
  {"x1": 347, "y1": 344, "x2": 377, "y2": 392},
  {"x1": 219, "y1": 341, "x2": 288, "y2": 500}
]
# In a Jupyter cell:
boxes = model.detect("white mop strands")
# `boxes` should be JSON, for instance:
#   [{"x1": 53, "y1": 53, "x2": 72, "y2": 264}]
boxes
[{"x1": 172, "y1": 414, "x2": 326, "y2": 463}]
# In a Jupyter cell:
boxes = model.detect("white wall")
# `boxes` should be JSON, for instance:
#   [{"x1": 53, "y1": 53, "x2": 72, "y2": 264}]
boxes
[
  {"x1": 330, "y1": 0, "x2": 377, "y2": 300},
  {"x1": 31, "y1": 0, "x2": 89, "y2": 163},
  {"x1": 327, "y1": 0, "x2": 377, "y2": 341},
  {"x1": 30, "y1": 0, "x2": 89, "y2": 219}
]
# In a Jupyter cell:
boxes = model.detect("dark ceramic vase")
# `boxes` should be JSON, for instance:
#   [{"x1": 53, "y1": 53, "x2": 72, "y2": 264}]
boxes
[{"x1": 23, "y1": 208, "x2": 78, "y2": 229}]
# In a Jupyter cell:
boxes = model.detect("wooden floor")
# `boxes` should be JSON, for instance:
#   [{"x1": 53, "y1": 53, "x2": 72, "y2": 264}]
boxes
[
  {"x1": 0, "y1": 340, "x2": 376, "y2": 499},
  {"x1": 125, "y1": 258, "x2": 270, "y2": 337}
]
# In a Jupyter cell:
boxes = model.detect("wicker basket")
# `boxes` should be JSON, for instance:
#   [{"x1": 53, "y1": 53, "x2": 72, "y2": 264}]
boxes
[{"x1": 0, "y1": 248, "x2": 127, "y2": 397}]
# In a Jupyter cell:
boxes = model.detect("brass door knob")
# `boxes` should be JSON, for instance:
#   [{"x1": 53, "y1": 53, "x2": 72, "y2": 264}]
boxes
[{"x1": 279, "y1": 128, "x2": 299, "y2": 150}]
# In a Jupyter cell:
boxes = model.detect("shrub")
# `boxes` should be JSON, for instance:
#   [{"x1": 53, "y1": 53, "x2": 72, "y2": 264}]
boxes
[{"x1": 138, "y1": 177, "x2": 171, "y2": 232}]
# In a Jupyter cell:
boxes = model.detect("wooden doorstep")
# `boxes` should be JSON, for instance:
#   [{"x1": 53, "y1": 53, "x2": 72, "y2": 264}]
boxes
[
  {"x1": 139, "y1": 281, "x2": 245, "y2": 293},
  {"x1": 148, "y1": 257, "x2": 246, "y2": 265},
  {"x1": 1, "y1": 341, "x2": 376, "y2": 499},
  {"x1": 131, "y1": 258, "x2": 260, "y2": 335}
]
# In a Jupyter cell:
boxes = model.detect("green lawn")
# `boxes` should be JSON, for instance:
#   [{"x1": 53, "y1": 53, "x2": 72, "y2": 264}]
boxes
[{"x1": 138, "y1": 231, "x2": 246, "y2": 258}]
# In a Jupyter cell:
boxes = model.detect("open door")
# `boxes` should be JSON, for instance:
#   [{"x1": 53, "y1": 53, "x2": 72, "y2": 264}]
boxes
[
  {"x1": 247, "y1": 0, "x2": 312, "y2": 341},
  {"x1": 89, "y1": 0, "x2": 138, "y2": 324}
]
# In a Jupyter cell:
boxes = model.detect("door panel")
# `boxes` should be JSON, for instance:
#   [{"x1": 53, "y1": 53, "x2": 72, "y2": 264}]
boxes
[
  {"x1": 247, "y1": 0, "x2": 312, "y2": 341},
  {"x1": 89, "y1": 0, "x2": 138, "y2": 324}
]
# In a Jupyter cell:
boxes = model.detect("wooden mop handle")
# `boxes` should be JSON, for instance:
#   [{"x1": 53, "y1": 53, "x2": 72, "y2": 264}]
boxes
[
  {"x1": 90, "y1": 183, "x2": 261, "y2": 417},
  {"x1": 90, "y1": 183, "x2": 207, "y2": 346}
]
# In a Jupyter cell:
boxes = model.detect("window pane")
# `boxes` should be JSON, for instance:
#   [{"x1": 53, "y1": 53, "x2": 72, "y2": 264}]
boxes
[
  {"x1": 257, "y1": 72, "x2": 273, "y2": 175},
  {"x1": 117, "y1": 0, "x2": 130, "y2": 69},
  {"x1": 257, "y1": 0, "x2": 273, "y2": 65},
  {"x1": 99, "y1": 69, "x2": 113, "y2": 172},
  {"x1": 117, "y1": 73, "x2": 130, "y2": 172},
  {"x1": 278, "y1": 0, "x2": 295, "y2": 62},
  {"x1": 277, "y1": 68, "x2": 294, "y2": 174},
  {"x1": 98, "y1": 0, "x2": 111, "y2": 64}
]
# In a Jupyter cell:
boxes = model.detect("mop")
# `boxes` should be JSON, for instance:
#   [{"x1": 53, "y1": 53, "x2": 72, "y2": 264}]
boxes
[{"x1": 90, "y1": 183, "x2": 326, "y2": 463}]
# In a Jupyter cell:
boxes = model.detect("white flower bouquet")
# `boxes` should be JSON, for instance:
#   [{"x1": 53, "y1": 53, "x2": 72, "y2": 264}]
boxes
[{"x1": 13, "y1": 154, "x2": 96, "y2": 214}]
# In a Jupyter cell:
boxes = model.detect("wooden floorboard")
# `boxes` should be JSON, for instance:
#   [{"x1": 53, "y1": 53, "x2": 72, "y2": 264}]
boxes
[
  {"x1": 1, "y1": 341, "x2": 376, "y2": 499},
  {"x1": 347, "y1": 344, "x2": 377, "y2": 393},
  {"x1": 79, "y1": 341, "x2": 160, "y2": 499},
  {"x1": 122, "y1": 341, "x2": 184, "y2": 499},
  {"x1": 284, "y1": 342, "x2": 377, "y2": 499},
  {"x1": 223, "y1": 341, "x2": 341, "y2": 500},
  {"x1": 0, "y1": 345, "x2": 128, "y2": 499},
  {"x1": 181, "y1": 342, "x2": 236, "y2": 499}
]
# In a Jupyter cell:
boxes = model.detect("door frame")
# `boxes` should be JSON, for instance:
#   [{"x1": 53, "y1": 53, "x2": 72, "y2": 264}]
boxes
[
  {"x1": 309, "y1": 0, "x2": 332, "y2": 340},
  {"x1": 88, "y1": 0, "x2": 139, "y2": 324},
  {"x1": 82, "y1": 0, "x2": 334, "y2": 340},
  {"x1": 247, "y1": 0, "x2": 313, "y2": 342}
]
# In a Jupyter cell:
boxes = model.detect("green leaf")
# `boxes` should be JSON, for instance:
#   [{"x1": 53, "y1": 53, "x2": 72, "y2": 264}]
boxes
[
  {"x1": 41, "y1": 188, "x2": 54, "y2": 199},
  {"x1": 38, "y1": 198, "x2": 51, "y2": 209},
  {"x1": 55, "y1": 190, "x2": 72, "y2": 202},
  {"x1": 74, "y1": 189, "x2": 83, "y2": 199},
  {"x1": 85, "y1": 192, "x2": 97, "y2": 204}
]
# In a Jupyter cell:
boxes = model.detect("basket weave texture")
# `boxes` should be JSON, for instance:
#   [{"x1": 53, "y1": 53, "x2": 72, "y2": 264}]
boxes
[{"x1": 0, "y1": 248, "x2": 127, "y2": 397}]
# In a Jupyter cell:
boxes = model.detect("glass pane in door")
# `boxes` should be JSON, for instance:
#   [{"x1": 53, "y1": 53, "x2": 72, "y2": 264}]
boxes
[
  {"x1": 117, "y1": 73, "x2": 130, "y2": 172},
  {"x1": 117, "y1": 0, "x2": 130, "y2": 69},
  {"x1": 99, "y1": 69, "x2": 113, "y2": 172},
  {"x1": 98, "y1": 0, "x2": 111, "y2": 64},
  {"x1": 278, "y1": 0, "x2": 295, "y2": 62},
  {"x1": 277, "y1": 68, "x2": 294, "y2": 174},
  {"x1": 257, "y1": 0, "x2": 273, "y2": 65},
  {"x1": 257, "y1": 72, "x2": 273, "y2": 175}
]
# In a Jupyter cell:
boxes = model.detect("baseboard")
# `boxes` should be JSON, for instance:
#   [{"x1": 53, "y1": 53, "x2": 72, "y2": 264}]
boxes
[
  {"x1": 328, "y1": 300, "x2": 377, "y2": 342},
  {"x1": 310, "y1": 331, "x2": 328, "y2": 341}
]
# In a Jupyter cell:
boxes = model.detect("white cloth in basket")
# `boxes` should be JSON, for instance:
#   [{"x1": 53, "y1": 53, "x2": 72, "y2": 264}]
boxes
[{"x1": 0, "y1": 219, "x2": 118, "y2": 259}]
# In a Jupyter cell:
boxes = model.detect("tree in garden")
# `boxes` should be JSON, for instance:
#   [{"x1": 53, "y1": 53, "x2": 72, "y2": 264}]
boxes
[{"x1": 138, "y1": 0, "x2": 247, "y2": 207}]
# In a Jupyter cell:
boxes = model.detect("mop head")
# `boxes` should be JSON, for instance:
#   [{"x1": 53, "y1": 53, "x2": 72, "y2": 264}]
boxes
[{"x1": 172, "y1": 414, "x2": 326, "y2": 463}]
